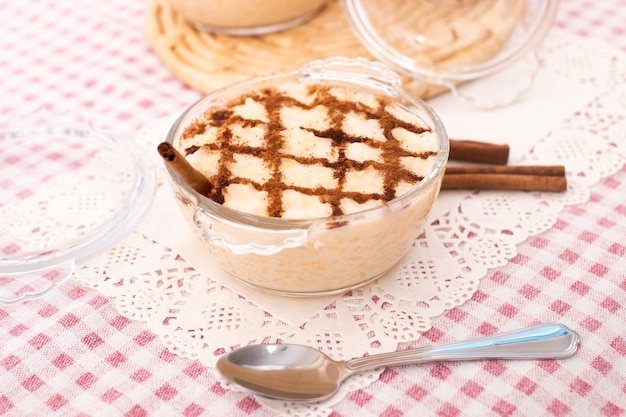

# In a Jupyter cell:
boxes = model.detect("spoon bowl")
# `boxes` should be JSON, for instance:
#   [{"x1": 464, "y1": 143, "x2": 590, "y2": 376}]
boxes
[
  {"x1": 216, "y1": 323, "x2": 580, "y2": 402},
  {"x1": 218, "y1": 344, "x2": 346, "y2": 401}
]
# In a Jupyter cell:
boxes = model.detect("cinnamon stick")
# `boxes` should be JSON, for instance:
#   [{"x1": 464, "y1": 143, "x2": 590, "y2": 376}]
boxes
[
  {"x1": 449, "y1": 139, "x2": 510, "y2": 165},
  {"x1": 442, "y1": 165, "x2": 567, "y2": 192},
  {"x1": 157, "y1": 142, "x2": 213, "y2": 196},
  {"x1": 158, "y1": 139, "x2": 564, "y2": 196}
]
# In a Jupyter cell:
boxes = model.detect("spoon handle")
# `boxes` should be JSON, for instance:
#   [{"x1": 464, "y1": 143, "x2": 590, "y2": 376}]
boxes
[{"x1": 345, "y1": 323, "x2": 580, "y2": 373}]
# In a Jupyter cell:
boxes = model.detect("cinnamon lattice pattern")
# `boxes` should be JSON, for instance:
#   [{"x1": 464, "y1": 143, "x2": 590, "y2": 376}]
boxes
[{"x1": 178, "y1": 85, "x2": 439, "y2": 218}]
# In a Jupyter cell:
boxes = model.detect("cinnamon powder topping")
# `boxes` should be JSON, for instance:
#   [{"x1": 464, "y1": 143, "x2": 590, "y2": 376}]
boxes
[{"x1": 178, "y1": 85, "x2": 439, "y2": 218}]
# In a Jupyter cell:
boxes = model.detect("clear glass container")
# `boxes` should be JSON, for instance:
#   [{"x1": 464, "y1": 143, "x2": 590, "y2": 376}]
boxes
[
  {"x1": 162, "y1": 57, "x2": 449, "y2": 296},
  {"x1": 0, "y1": 109, "x2": 156, "y2": 304},
  {"x1": 169, "y1": 0, "x2": 328, "y2": 35},
  {"x1": 340, "y1": 0, "x2": 560, "y2": 108}
]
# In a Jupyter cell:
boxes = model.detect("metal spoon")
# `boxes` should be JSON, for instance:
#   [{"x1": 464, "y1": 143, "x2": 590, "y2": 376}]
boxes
[{"x1": 216, "y1": 323, "x2": 579, "y2": 402}]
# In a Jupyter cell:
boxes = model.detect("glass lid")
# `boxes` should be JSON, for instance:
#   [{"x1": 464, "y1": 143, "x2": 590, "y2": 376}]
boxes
[
  {"x1": 340, "y1": 0, "x2": 559, "y2": 84},
  {"x1": 0, "y1": 108, "x2": 156, "y2": 304}
]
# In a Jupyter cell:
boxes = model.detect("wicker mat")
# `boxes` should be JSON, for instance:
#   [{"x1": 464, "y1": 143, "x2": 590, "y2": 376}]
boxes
[{"x1": 145, "y1": 0, "x2": 520, "y2": 98}]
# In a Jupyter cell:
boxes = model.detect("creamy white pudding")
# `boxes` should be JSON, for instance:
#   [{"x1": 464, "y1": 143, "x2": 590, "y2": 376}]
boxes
[
  {"x1": 169, "y1": 0, "x2": 327, "y2": 35},
  {"x1": 163, "y1": 59, "x2": 448, "y2": 295},
  {"x1": 175, "y1": 84, "x2": 439, "y2": 220}
]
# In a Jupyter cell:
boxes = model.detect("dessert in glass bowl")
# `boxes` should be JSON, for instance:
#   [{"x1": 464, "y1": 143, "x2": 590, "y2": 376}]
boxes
[
  {"x1": 159, "y1": 57, "x2": 449, "y2": 296},
  {"x1": 168, "y1": 0, "x2": 328, "y2": 35}
]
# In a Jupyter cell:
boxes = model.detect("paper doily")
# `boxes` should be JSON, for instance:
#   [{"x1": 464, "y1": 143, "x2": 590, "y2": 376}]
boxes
[{"x1": 73, "y1": 31, "x2": 626, "y2": 416}]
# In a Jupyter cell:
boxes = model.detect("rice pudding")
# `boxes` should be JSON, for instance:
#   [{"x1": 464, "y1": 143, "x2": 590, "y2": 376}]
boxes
[
  {"x1": 176, "y1": 84, "x2": 440, "y2": 219},
  {"x1": 169, "y1": 0, "x2": 327, "y2": 35},
  {"x1": 163, "y1": 59, "x2": 448, "y2": 295}
]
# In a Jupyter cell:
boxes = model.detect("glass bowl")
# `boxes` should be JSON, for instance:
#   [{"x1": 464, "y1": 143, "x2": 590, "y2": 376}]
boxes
[
  {"x1": 162, "y1": 57, "x2": 449, "y2": 296},
  {"x1": 169, "y1": 0, "x2": 328, "y2": 35},
  {"x1": 0, "y1": 109, "x2": 156, "y2": 304},
  {"x1": 341, "y1": 0, "x2": 560, "y2": 107}
]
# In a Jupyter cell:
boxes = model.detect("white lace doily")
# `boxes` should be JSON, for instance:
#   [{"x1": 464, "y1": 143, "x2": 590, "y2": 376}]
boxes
[{"x1": 73, "y1": 30, "x2": 625, "y2": 416}]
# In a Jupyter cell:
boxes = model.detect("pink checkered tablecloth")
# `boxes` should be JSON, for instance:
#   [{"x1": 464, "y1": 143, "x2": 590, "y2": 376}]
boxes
[{"x1": 1, "y1": 1, "x2": 625, "y2": 416}]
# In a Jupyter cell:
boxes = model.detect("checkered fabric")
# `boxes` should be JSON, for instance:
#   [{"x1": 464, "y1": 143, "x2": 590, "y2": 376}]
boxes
[{"x1": 1, "y1": 1, "x2": 625, "y2": 416}]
